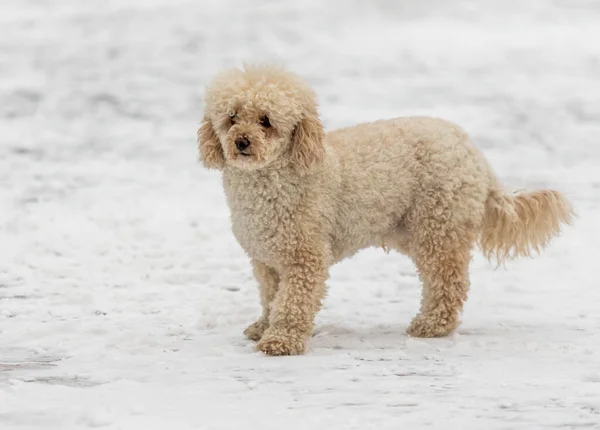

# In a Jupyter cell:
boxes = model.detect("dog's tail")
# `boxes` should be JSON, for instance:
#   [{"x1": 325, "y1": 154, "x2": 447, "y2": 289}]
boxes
[{"x1": 479, "y1": 187, "x2": 573, "y2": 264}]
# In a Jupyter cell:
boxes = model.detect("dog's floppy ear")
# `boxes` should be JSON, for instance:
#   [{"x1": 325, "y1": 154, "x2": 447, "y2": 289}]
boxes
[
  {"x1": 291, "y1": 106, "x2": 325, "y2": 171},
  {"x1": 197, "y1": 116, "x2": 225, "y2": 170}
]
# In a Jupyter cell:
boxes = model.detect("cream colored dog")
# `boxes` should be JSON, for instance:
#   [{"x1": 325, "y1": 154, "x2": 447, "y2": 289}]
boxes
[{"x1": 198, "y1": 65, "x2": 573, "y2": 356}]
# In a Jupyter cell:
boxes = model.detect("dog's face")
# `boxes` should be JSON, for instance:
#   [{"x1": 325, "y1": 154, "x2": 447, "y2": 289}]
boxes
[
  {"x1": 198, "y1": 66, "x2": 324, "y2": 171},
  {"x1": 207, "y1": 95, "x2": 291, "y2": 171}
]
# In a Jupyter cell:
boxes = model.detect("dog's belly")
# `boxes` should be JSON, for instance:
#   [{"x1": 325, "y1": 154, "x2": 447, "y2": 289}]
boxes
[{"x1": 330, "y1": 210, "x2": 407, "y2": 262}]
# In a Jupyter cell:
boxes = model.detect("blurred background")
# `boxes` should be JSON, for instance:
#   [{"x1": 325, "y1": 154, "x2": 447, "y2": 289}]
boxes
[
  {"x1": 2, "y1": 0, "x2": 599, "y2": 183},
  {"x1": 1, "y1": 1, "x2": 599, "y2": 428}
]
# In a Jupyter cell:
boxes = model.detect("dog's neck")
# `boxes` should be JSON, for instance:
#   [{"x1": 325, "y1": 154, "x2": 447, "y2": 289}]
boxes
[
  {"x1": 223, "y1": 158, "x2": 316, "y2": 185},
  {"x1": 222, "y1": 159, "x2": 321, "y2": 208}
]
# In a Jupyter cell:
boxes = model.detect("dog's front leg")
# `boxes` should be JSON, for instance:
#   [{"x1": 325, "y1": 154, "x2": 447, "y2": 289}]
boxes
[
  {"x1": 244, "y1": 260, "x2": 280, "y2": 341},
  {"x1": 257, "y1": 247, "x2": 328, "y2": 356}
]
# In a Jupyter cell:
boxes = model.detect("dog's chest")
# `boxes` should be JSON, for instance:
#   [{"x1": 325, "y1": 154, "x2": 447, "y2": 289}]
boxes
[{"x1": 223, "y1": 172, "x2": 301, "y2": 264}]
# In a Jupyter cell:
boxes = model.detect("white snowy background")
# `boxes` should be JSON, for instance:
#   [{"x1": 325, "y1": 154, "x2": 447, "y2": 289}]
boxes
[{"x1": 1, "y1": 0, "x2": 599, "y2": 428}]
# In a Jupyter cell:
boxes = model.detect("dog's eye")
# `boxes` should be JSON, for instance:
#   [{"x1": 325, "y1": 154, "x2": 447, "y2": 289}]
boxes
[
  {"x1": 260, "y1": 116, "x2": 271, "y2": 128},
  {"x1": 229, "y1": 113, "x2": 236, "y2": 125}
]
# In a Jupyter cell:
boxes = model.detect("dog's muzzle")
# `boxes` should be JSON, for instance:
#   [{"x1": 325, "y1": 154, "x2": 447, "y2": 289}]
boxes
[{"x1": 235, "y1": 137, "x2": 251, "y2": 155}]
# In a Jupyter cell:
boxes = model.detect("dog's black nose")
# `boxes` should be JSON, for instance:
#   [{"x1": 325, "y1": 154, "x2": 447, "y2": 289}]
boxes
[{"x1": 235, "y1": 137, "x2": 250, "y2": 151}]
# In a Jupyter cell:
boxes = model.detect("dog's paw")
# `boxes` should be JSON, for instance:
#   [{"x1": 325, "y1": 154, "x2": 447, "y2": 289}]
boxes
[
  {"x1": 257, "y1": 327, "x2": 307, "y2": 356},
  {"x1": 243, "y1": 319, "x2": 269, "y2": 341},
  {"x1": 406, "y1": 312, "x2": 460, "y2": 338}
]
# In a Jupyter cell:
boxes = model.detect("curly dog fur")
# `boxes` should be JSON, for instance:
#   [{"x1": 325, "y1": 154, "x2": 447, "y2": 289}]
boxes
[{"x1": 198, "y1": 65, "x2": 573, "y2": 356}]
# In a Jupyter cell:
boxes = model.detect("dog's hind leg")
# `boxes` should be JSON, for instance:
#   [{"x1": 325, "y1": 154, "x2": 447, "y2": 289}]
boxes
[
  {"x1": 404, "y1": 174, "x2": 484, "y2": 339},
  {"x1": 244, "y1": 260, "x2": 280, "y2": 341},
  {"x1": 406, "y1": 220, "x2": 476, "y2": 338}
]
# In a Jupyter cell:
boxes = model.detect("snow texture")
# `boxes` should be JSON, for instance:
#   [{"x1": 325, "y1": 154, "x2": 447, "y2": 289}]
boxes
[{"x1": 1, "y1": 0, "x2": 599, "y2": 429}]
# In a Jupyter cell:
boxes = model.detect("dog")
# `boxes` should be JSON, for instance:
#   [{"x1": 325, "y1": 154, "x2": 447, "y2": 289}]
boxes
[{"x1": 197, "y1": 65, "x2": 573, "y2": 356}]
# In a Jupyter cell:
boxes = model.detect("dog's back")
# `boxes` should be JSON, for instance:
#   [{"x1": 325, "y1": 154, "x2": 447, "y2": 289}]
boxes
[{"x1": 322, "y1": 117, "x2": 492, "y2": 258}]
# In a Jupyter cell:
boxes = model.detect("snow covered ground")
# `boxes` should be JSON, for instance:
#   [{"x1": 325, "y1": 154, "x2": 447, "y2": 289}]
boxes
[{"x1": 1, "y1": 0, "x2": 599, "y2": 428}]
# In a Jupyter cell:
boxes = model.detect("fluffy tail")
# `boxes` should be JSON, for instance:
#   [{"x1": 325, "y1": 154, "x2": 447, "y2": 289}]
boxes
[{"x1": 479, "y1": 188, "x2": 574, "y2": 264}]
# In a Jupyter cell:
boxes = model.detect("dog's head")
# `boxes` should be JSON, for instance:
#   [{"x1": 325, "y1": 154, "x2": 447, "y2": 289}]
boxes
[{"x1": 198, "y1": 65, "x2": 324, "y2": 171}]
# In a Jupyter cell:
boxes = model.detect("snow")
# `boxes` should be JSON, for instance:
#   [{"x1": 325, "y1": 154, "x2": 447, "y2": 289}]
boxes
[{"x1": 1, "y1": 0, "x2": 599, "y2": 428}]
